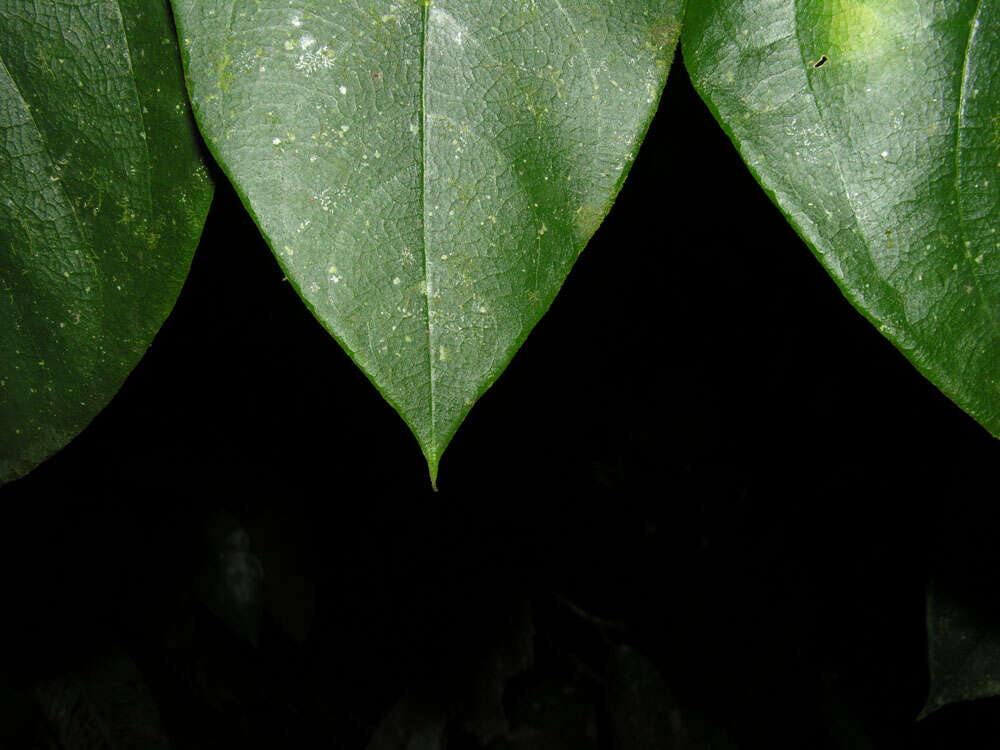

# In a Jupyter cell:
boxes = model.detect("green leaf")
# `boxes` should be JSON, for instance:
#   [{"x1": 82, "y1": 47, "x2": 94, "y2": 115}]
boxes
[
  {"x1": 0, "y1": 0, "x2": 213, "y2": 483},
  {"x1": 172, "y1": 0, "x2": 684, "y2": 484},
  {"x1": 921, "y1": 576, "x2": 1000, "y2": 719},
  {"x1": 683, "y1": 0, "x2": 1000, "y2": 435}
]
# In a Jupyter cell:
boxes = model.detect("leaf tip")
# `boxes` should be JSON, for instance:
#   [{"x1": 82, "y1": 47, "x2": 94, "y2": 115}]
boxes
[
  {"x1": 916, "y1": 703, "x2": 938, "y2": 722},
  {"x1": 426, "y1": 455, "x2": 440, "y2": 492}
]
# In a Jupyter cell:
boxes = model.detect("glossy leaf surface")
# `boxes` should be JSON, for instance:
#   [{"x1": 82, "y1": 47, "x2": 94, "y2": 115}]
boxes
[
  {"x1": 684, "y1": 0, "x2": 1000, "y2": 435},
  {"x1": 173, "y1": 0, "x2": 683, "y2": 482},
  {"x1": 0, "y1": 0, "x2": 213, "y2": 483}
]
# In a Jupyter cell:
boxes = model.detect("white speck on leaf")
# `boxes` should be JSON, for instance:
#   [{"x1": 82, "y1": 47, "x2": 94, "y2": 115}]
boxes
[{"x1": 295, "y1": 46, "x2": 334, "y2": 75}]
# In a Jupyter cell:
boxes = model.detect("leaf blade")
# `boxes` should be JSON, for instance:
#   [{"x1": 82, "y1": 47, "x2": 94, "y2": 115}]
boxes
[
  {"x1": 683, "y1": 0, "x2": 1000, "y2": 435},
  {"x1": 173, "y1": 0, "x2": 684, "y2": 481},
  {"x1": 922, "y1": 576, "x2": 1000, "y2": 719},
  {"x1": 0, "y1": 0, "x2": 213, "y2": 483}
]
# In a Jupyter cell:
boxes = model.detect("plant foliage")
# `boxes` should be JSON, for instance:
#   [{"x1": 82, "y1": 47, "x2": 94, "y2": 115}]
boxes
[
  {"x1": 0, "y1": 0, "x2": 212, "y2": 483},
  {"x1": 171, "y1": 0, "x2": 684, "y2": 483}
]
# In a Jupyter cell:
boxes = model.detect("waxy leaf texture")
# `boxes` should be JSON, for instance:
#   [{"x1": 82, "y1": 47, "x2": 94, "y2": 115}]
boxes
[
  {"x1": 684, "y1": 0, "x2": 1000, "y2": 436},
  {"x1": 0, "y1": 0, "x2": 213, "y2": 483},
  {"x1": 173, "y1": 0, "x2": 683, "y2": 483}
]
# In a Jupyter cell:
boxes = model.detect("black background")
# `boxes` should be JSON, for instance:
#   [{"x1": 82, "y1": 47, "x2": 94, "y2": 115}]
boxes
[{"x1": 2, "y1": 53, "x2": 999, "y2": 749}]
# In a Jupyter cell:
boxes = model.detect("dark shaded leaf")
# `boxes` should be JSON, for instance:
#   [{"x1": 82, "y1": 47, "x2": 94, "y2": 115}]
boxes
[
  {"x1": 35, "y1": 652, "x2": 170, "y2": 750},
  {"x1": 486, "y1": 672, "x2": 600, "y2": 750},
  {"x1": 366, "y1": 695, "x2": 448, "y2": 750},
  {"x1": 196, "y1": 512, "x2": 264, "y2": 646},
  {"x1": 0, "y1": 0, "x2": 213, "y2": 483},
  {"x1": 922, "y1": 576, "x2": 1000, "y2": 719},
  {"x1": 607, "y1": 645, "x2": 684, "y2": 750},
  {"x1": 367, "y1": 597, "x2": 533, "y2": 749}
]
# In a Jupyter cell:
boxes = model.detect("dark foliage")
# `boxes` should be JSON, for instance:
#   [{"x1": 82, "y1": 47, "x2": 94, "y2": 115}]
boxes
[{"x1": 2, "y1": 56, "x2": 999, "y2": 749}]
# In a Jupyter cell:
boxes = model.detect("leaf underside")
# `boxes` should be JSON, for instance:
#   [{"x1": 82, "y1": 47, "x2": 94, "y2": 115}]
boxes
[
  {"x1": 173, "y1": 0, "x2": 684, "y2": 483},
  {"x1": 683, "y1": 0, "x2": 1000, "y2": 436},
  {"x1": 0, "y1": 0, "x2": 213, "y2": 483}
]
